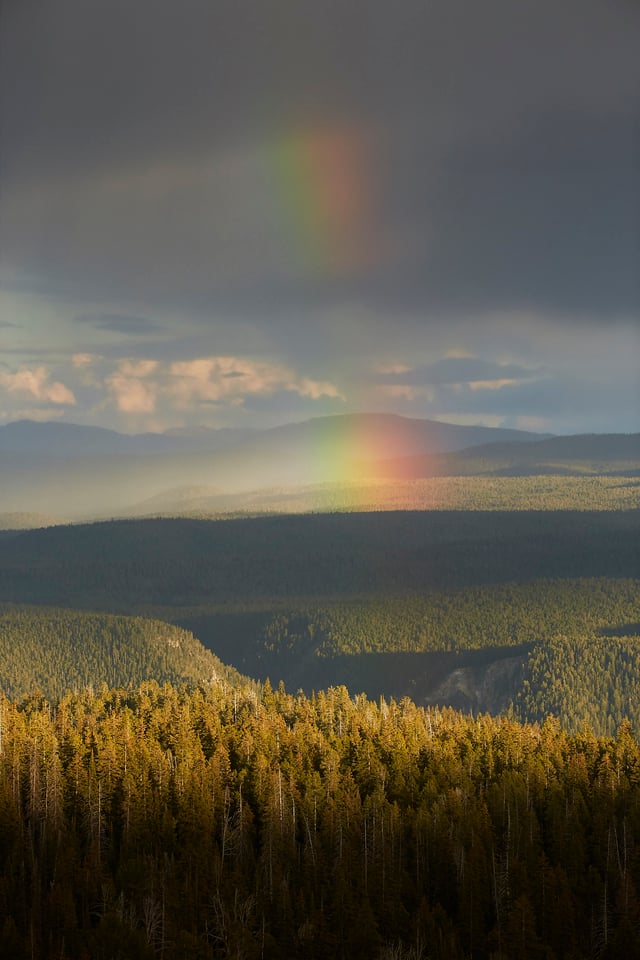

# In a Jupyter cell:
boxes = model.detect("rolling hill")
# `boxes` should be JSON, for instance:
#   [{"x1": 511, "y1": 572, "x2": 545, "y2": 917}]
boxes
[
  {"x1": 1, "y1": 512, "x2": 638, "y2": 609},
  {"x1": 0, "y1": 511, "x2": 638, "y2": 718},
  {"x1": 0, "y1": 413, "x2": 550, "y2": 519},
  {"x1": 366, "y1": 432, "x2": 640, "y2": 479},
  {"x1": 0, "y1": 605, "x2": 245, "y2": 700}
]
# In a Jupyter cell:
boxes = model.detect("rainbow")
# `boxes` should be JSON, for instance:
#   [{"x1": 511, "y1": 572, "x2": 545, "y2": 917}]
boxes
[
  {"x1": 269, "y1": 127, "x2": 372, "y2": 276},
  {"x1": 300, "y1": 414, "x2": 430, "y2": 487}
]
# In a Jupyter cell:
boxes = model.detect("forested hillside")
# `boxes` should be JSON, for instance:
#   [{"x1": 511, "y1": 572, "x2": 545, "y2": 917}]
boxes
[
  {"x1": 172, "y1": 579, "x2": 640, "y2": 734},
  {"x1": 2, "y1": 476, "x2": 638, "y2": 529},
  {"x1": 0, "y1": 512, "x2": 638, "y2": 607},
  {"x1": 0, "y1": 608, "x2": 244, "y2": 700},
  {"x1": 2, "y1": 680, "x2": 640, "y2": 959},
  {"x1": 116, "y1": 475, "x2": 640, "y2": 520},
  {"x1": 515, "y1": 631, "x2": 640, "y2": 735},
  {"x1": 0, "y1": 514, "x2": 638, "y2": 726},
  {"x1": 3, "y1": 584, "x2": 640, "y2": 735},
  {"x1": 203, "y1": 578, "x2": 640, "y2": 659}
]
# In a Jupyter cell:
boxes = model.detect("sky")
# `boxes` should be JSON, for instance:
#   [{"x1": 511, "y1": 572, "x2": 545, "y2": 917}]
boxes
[{"x1": 1, "y1": 0, "x2": 639, "y2": 436}]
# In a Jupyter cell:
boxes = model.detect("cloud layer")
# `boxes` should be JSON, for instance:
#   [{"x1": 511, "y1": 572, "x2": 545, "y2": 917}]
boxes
[
  {"x1": 0, "y1": 1, "x2": 638, "y2": 433},
  {"x1": 0, "y1": 354, "x2": 344, "y2": 429}
]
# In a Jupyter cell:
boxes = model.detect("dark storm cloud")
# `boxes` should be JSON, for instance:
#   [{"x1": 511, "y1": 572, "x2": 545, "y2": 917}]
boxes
[
  {"x1": 3, "y1": 0, "x2": 638, "y2": 178},
  {"x1": 412, "y1": 112, "x2": 640, "y2": 319},
  {"x1": 74, "y1": 315, "x2": 163, "y2": 336},
  {"x1": 1, "y1": 0, "x2": 638, "y2": 328},
  {"x1": 1, "y1": 0, "x2": 639, "y2": 437}
]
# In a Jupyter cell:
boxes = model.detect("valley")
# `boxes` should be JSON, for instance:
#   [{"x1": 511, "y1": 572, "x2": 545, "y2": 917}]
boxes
[
  {"x1": 1, "y1": 505, "x2": 638, "y2": 732},
  {"x1": 0, "y1": 418, "x2": 639, "y2": 959}
]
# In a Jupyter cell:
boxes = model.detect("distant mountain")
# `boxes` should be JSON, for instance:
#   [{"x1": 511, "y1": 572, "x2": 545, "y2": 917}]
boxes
[
  {"x1": 367, "y1": 432, "x2": 640, "y2": 479},
  {"x1": 256, "y1": 412, "x2": 551, "y2": 457},
  {"x1": 0, "y1": 413, "x2": 547, "y2": 458},
  {"x1": 0, "y1": 418, "x2": 255, "y2": 457},
  {"x1": 1, "y1": 415, "x2": 637, "y2": 522},
  {"x1": 0, "y1": 413, "x2": 551, "y2": 518}
]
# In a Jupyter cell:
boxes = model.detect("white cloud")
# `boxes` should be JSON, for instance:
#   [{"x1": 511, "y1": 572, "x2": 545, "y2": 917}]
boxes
[
  {"x1": 106, "y1": 373, "x2": 157, "y2": 413},
  {"x1": 376, "y1": 384, "x2": 435, "y2": 403},
  {"x1": 444, "y1": 349, "x2": 475, "y2": 359},
  {"x1": 72, "y1": 353, "x2": 97, "y2": 368},
  {"x1": 375, "y1": 362, "x2": 414, "y2": 375},
  {"x1": 297, "y1": 377, "x2": 342, "y2": 400},
  {"x1": 167, "y1": 356, "x2": 342, "y2": 406},
  {"x1": 94, "y1": 354, "x2": 342, "y2": 422},
  {"x1": 103, "y1": 358, "x2": 161, "y2": 413},
  {"x1": 0, "y1": 366, "x2": 76, "y2": 405},
  {"x1": 468, "y1": 378, "x2": 522, "y2": 391}
]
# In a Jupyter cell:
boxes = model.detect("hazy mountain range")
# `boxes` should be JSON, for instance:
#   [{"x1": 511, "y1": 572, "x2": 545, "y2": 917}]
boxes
[
  {"x1": 368, "y1": 433, "x2": 640, "y2": 479},
  {"x1": 0, "y1": 414, "x2": 637, "y2": 524}
]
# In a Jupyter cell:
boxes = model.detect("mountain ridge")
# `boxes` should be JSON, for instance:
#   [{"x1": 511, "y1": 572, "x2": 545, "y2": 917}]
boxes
[
  {"x1": 2, "y1": 414, "x2": 636, "y2": 520},
  {"x1": 0, "y1": 412, "x2": 552, "y2": 518},
  {"x1": 0, "y1": 412, "x2": 552, "y2": 456},
  {"x1": 366, "y1": 431, "x2": 640, "y2": 479}
]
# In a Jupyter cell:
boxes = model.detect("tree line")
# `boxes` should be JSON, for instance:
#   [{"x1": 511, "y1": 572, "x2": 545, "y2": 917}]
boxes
[{"x1": 2, "y1": 679, "x2": 640, "y2": 958}]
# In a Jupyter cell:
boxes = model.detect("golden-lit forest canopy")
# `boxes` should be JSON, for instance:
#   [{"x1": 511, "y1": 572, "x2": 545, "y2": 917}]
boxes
[
  {"x1": 2, "y1": 680, "x2": 640, "y2": 959},
  {"x1": 0, "y1": 608, "x2": 244, "y2": 701}
]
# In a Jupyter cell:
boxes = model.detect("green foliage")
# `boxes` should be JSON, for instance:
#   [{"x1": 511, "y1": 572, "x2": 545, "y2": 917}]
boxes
[
  {"x1": 233, "y1": 577, "x2": 640, "y2": 658},
  {"x1": 0, "y1": 511, "x2": 638, "y2": 610},
  {"x1": 175, "y1": 578, "x2": 640, "y2": 712},
  {"x1": 516, "y1": 632, "x2": 640, "y2": 735},
  {"x1": 1, "y1": 513, "x2": 639, "y2": 747},
  {"x1": 0, "y1": 607, "x2": 245, "y2": 701},
  {"x1": 2, "y1": 681, "x2": 640, "y2": 957},
  {"x1": 138, "y1": 475, "x2": 640, "y2": 518}
]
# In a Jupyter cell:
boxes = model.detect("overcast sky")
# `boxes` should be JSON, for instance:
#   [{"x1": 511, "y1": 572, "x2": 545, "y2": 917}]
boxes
[{"x1": 1, "y1": 0, "x2": 639, "y2": 435}]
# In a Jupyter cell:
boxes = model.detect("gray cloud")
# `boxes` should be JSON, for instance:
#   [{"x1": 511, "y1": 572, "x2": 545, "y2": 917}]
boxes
[
  {"x1": 74, "y1": 315, "x2": 163, "y2": 336},
  {"x1": 432, "y1": 374, "x2": 640, "y2": 434},
  {"x1": 3, "y1": 0, "x2": 638, "y2": 177},
  {"x1": 0, "y1": 0, "x2": 638, "y2": 432},
  {"x1": 2, "y1": 1, "x2": 638, "y2": 323}
]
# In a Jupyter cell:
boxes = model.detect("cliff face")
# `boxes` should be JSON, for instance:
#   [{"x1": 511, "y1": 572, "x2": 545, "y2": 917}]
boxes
[{"x1": 419, "y1": 650, "x2": 527, "y2": 713}]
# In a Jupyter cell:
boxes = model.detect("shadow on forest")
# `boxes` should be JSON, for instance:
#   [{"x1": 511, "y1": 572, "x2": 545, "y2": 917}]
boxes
[
  {"x1": 597, "y1": 622, "x2": 640, "y2": 637},
  {"x1": 256, "y1": 643, "x2": 533, "y2": 713}
]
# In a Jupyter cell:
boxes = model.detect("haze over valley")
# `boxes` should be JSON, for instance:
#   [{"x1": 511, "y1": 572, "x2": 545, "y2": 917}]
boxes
[{"x1": 1, "y1": 414, "x2": 638, "y2": 524}]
